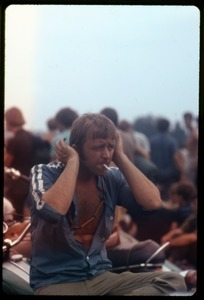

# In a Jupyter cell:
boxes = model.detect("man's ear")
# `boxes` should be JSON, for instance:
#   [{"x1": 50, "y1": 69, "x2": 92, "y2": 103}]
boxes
[{"x1": 72, "y1": 144, "x2": 82, "y2": 156}]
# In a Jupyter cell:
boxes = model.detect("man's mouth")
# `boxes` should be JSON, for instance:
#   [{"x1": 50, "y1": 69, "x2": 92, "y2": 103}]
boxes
[{"x1": 103, "y1": 164, "x2": 112, "y2": 171}]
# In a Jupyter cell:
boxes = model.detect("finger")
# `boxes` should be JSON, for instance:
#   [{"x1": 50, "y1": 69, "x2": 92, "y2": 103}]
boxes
[{"x1": 55, "y1": 138, "x2": 66, "y2": 150}]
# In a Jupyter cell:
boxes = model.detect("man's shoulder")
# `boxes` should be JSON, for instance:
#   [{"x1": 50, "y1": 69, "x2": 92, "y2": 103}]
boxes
[
  {"x1": 103, "y1": 167, "x2": 125, "y2": 185},
  {"x1": 31, "y1": 161, "x2": 64, "y2": 175}
]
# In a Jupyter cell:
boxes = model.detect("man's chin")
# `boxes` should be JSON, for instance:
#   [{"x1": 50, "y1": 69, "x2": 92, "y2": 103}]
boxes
[{"x1": 95, "y1": 165, "x2": 107, "y2": 176}]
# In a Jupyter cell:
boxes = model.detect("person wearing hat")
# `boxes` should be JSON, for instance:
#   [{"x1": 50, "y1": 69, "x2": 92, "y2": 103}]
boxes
[{"x1": 4, "y1": 106, "x2": 35, "y2": 220}]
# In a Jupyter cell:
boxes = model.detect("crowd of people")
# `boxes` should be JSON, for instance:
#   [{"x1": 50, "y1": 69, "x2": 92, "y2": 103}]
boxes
[{"x1": 3, "y1": 105, "x2": 198, "y2": 295}]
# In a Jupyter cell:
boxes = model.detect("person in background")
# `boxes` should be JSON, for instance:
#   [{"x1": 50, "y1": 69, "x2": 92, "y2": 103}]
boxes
[
  {"x1": 175, "y1": 112, "x2": 198, "y2": 185},
  {"x1": 49, "y1": 107, "x2": 79, "y2": 160},
  {"x1": 132, "y1": 120, "x2": 151, "y2": 160},
  {"x1": 118, "y1": 119, "x2": 158, "y2": 183},
  {"x1": 149, "y1": 117, "x2": 181, "y2": 200},
  {"x1": 42, "y1": 117, "x2": 58, "y2": 144},
  {"x1": 3, "y1": 196, "x2": 31, "y2": 259},
  {"x1": 164, "y1": 180, "x2": 197, "y2": 226},
  {"x1": 183, "y1": 112, "x2": 198, "y2": 143},
  {"x1": 126, "y1": 178, "x2": 197, "y2": 245},
  {"x1": 4, "y1": 107, "x2": 35, "y2": 220},
  {"x1": 29, "y1": 113, "x2": 186, "y2": 295},
  {"x1": 160, "y1": 195, "x2": 197, "y2": 270},
  {"x1": 171, "y1": 121, "x2": 187, "y2": 150},
  {"x1": 118, "y1": 119, "x2": 150, "y2": 160}
]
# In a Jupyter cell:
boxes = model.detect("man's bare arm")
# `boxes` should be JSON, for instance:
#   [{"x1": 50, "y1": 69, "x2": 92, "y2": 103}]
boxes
[{"x1": 113, "y1": 131, "x2": 162, "y2": 210}]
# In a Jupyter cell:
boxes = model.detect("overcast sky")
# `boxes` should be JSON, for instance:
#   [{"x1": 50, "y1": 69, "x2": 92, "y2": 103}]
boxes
[{"x1": 4, "y1": 4, "x2": 200, "y2": 132}]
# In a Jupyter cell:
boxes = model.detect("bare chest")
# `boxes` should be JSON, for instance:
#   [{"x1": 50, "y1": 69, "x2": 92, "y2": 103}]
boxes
[{"x1": 68, "y1": 184, "x2": 104, "y2": 250}]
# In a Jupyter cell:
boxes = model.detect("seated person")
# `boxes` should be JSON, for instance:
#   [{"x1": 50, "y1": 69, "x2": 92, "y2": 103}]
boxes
[
  {"x1": 160, "y1": 196, "x2": 197, "y2": 269},
  {"x1": 28, "y1": 113, "x2": 187, "y2": 295},
  {"x1": 126, "y1": 180, "x2": 197, "y2": 244},
  {"x1": 164, "y1": 180, "x2": 197, "y2": 226}
]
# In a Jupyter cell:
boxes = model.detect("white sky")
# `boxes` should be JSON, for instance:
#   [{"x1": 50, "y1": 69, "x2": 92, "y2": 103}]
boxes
[{"x1": 4, "y1": 4, "x2": 200, "y2": 132}]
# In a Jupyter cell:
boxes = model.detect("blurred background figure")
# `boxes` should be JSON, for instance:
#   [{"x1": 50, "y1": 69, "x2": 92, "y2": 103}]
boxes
[
  {"x1": 118, "y1": 119, "x2": 150, "y2": 160},
  {"x1": 132, "y1": 120, "x2": 151, "y2": 160},
  {"x1": 160, "y1": 193, "x2": 197, "y2": 270},
  {"x1": 3, "y1": 196, "x2": 31, "y2": 259},
  {"x1": 182, "y1": 112, "x2": 198, "y2": 141},
  {"x1": 118, "y1": 119, "x2": 158, "y2": 184},
  {"x1": 149, "y1": 117, "x2": 181, "y2": 200},
  {"x1": 125, "y1": 178, "x2": 197, "y2": 245},
  {"x1": 171, "y1": 121, "x2": 187, "y2": 150},
  {"x1": 4, "y1": 107, "x2": 35, "y2": 220},
  {"x1": 49, "y1": 107, "x2": 79, "y2": 161},
  {"x1": 175, "y1": 112, "x2": 198, "y2": 186},
  {"x1": 163, "y1": 180, "x2": 197, "y2": 227},
  {"x1": 42, "y1": 117, "x2": 58, "y2": 144}
]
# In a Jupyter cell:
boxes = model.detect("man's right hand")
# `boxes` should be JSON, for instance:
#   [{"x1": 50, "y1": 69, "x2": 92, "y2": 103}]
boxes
[{"x1": 54, "y1": 138, "x2": 79, "y2": 165}]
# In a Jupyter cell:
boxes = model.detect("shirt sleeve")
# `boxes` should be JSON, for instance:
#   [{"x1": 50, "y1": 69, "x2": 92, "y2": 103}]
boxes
[
  {"x1": 29, "y1": 162, "x2": 65, "y2": 223},
  {"x1": 105, "y1": 168, "x2": 138, "y2": 209}
]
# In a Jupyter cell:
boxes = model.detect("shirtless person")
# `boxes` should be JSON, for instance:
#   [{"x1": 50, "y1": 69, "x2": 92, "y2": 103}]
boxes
[{"x1": 29, "y1": 113, "x2": 186, "y2": 295}]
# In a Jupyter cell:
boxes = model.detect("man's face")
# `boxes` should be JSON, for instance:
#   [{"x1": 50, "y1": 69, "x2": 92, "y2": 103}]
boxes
[{"x1": 80, "y1": 137, "x2": 116, "y2": 175}]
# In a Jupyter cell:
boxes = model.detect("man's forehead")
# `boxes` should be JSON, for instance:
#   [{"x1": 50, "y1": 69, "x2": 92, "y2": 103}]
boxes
[{"x1": 85, "y1": 137, "x2": 116, "y2": 144}]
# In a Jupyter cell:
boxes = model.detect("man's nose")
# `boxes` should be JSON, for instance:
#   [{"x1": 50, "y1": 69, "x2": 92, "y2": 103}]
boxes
[{"x1": 102, "y1": 147, "x2": 111, "y2": 158}]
